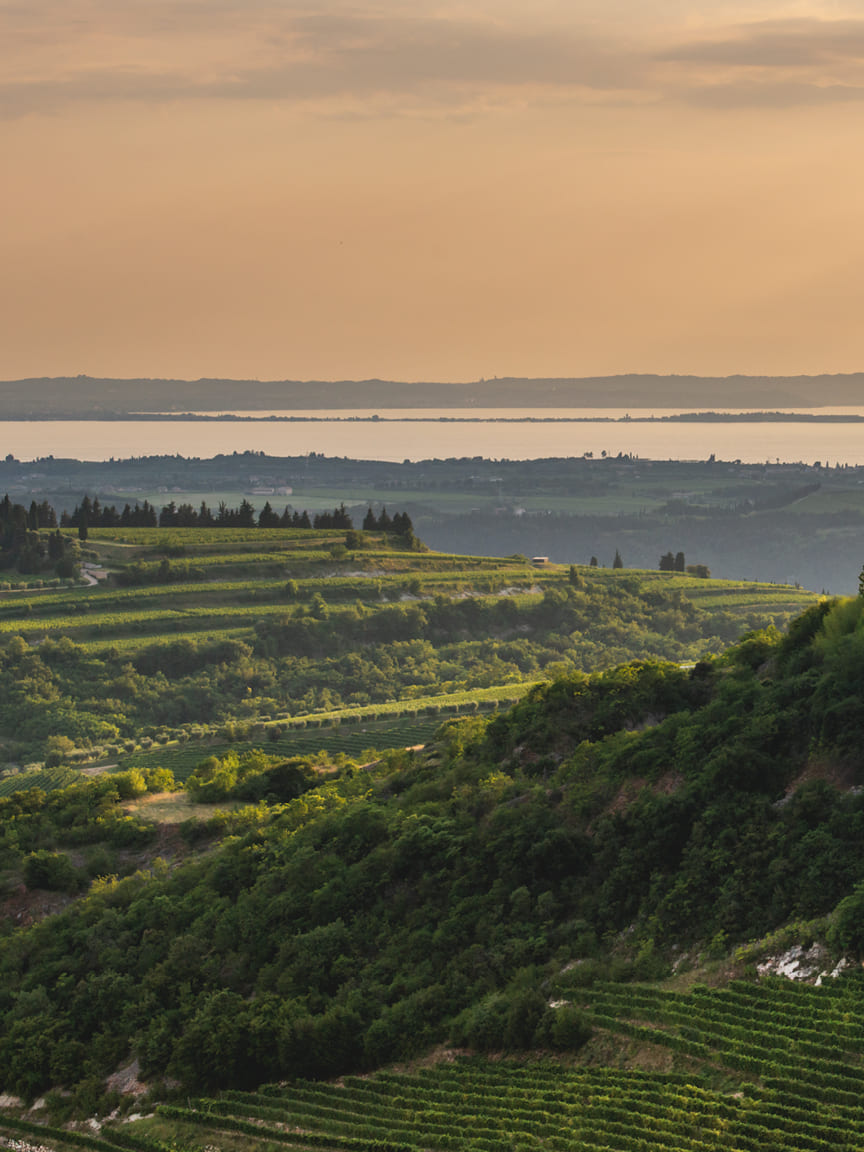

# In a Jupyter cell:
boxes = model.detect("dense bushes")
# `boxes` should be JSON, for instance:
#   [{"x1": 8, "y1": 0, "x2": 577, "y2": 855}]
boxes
[
  {"x1": 23, "y1": 849, "x2": 82, "y2": 893},
  {"x1": 450, "y1": 989, "x2": 592, "y2": 1053}
]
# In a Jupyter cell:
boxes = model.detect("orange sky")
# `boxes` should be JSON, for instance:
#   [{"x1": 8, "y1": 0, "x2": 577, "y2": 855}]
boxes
[{"x1": 4, "y1": 0, "x2": 864, "y2": 382}]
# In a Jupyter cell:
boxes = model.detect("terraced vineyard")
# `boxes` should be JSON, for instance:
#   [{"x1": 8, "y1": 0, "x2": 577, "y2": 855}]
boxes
[
  {"x1": 0, "y1": 763, "x2": 77, "y2": 798},
  {"x1": 2, "y1": 526, "x2": 816, "y2": 655},
  {"x1": 10, "y1": 981, "x2": 855, "y2": 1150},
  {"x1": 118, "y1": 714, "x2": 449, "y2": 780},
  {"x1": 6, "y1": 573, "x2": 864, "y2": 1150},
  {"x1": 0, "y1": 523, "x2": 821, "y2": 779},
  {"x1": 106, "y1": 980, "x2": 864, "y2": 1152}
]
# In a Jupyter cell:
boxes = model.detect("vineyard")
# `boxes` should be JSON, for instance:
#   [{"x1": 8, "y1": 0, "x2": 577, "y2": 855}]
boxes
[
  {"x1": 0, "y1": 532, "x2": 816, "y2": 653},
  {"x1": 0, "y1": 523, "x2": 820, "y2": 785},
  {"x1": 0, "y1": 763, "x2": 77, "y2": 798},
  {"x1": 5, "y1": 977, "x2": 864, "y2": 1152},
  {"x1": 97, "y1": 978, "x2": 864, "y2": 1151},
  {"x1": 118, "y1": 713, "x2": 450, "y2": 780},
  {"x1": 11, "y1": 979, "x2": 863, "y2": 1152},
  {"x1": 6, "y1": 583, "x2": 864, "y2": 1146}
]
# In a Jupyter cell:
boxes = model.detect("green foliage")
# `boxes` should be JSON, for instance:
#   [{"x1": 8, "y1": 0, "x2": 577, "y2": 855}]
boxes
[
  {"x1": 828, "y1": 882, "x2": 864, "y2": 957},
  {"x1": 450, "y1": 987, "x2": 589, "y2": 1053},
  {"x1": 185, "y1": 748, "x2": 311, "y2": 804},
  {"x1": 0, "y1": 539, "x2": 810, "y2": 769},
  {"x1": 23, "y1": 849, "x2": 82, "y2": 893},
  {"x1": 0, "y1": 535, "x2": 841, "y2": 1101}
]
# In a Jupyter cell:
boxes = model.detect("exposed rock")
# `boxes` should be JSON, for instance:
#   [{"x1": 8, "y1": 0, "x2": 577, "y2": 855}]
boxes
[
  {"x1": 816, "y1": 958, "x2": 852, "y2": 986},
  {"x1": 755, "y1": 942, "x2": 850, "y2": 985},
  {"x1": 105, "y1": 1058, "x2": 148, "y2": 1098}
]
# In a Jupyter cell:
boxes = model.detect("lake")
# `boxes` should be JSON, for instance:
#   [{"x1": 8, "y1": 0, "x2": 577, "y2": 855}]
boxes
[{"x1": 4, "y1": 409, "x2": 864, "y2": 465}]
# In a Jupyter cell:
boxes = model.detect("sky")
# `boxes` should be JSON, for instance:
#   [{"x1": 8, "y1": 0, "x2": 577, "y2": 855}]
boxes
[{"x1": 4, "y1": 0, "x2": 864, "y2": 383}]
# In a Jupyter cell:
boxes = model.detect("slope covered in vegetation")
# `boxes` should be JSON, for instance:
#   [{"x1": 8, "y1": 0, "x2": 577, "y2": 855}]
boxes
[
  {"x1": 3, "y1": 593, "x2": 864, "y2": 1108},
  {"x1": 0, "y1": 523, "x2": 814, "y2": 773}
]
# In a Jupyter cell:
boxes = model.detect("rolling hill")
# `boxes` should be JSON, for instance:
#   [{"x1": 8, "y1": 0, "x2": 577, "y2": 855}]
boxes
[{"x1": 1, "y1": 526, "x2": 862, "y2": 1150}]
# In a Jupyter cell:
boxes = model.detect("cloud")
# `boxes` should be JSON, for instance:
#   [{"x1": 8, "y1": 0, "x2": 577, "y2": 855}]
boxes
[
  {"x1": 0, "y1": 2, "x2": 647, "y2": 117},
  {"x1": 5, "y1": 3, "x2": 864, "y2": 118},
  {"x1": 656, "y1": 17, "x2": 864, "y2": 107},
  {"x1": 682, "y1": 80, "x2": 864, "y2": 109},
  {"x1": 659, "y1": 19, "x2": 864, "y2": 69}
]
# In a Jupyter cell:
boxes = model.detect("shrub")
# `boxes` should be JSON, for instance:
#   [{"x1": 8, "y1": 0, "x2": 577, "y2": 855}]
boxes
[
  {"x1": 828, "y1": 883, "x2": 864, "y2": 957},
  {"x1": 546, "y1": 1003, "x2": 593, "y2": 1051},
  {"x1": 24, "y1": 850, "x2": 82, "y2": 894}
]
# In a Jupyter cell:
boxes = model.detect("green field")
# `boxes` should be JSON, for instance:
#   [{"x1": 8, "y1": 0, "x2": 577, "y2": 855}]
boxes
[{"x1": 0, "y1": 558, "x2": 815, "y2": 650}]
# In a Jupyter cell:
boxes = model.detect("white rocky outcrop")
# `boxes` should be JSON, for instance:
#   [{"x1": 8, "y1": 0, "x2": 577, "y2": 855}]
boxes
[{"x1": 756, "y1": 942, "x2": 852, "y2": 984}]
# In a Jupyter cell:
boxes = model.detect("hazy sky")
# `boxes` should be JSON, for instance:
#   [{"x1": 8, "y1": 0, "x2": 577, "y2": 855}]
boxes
[{"x1": 4, "y1": 0, "x2": 864, "y2": 382}]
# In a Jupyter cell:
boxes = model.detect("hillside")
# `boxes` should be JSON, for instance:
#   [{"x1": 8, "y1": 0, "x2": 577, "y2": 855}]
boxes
[
  {"x1": 3, "y1": 373, "x2": 864, "y2": 415},
  {"x1": 5, "y1": 452, "x2": 863, "y2": 592},
  {"x1": 3, "y1": 593, "x2": 864, "y2": 1121},
  {"x1": 4, "y1": 529, "x2": 864, "y2": 1149},
  {"x1": 0, "y1": 523, "x2": 814, "y2": 778}
]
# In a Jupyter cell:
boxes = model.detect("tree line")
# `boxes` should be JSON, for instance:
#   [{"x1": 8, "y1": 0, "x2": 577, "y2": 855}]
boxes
[
  {"x1": 0, "y1": 496, "x2": 77, "y2": 577},
  {"x1": 59, "y1": 496, "x2": 413, "y2": 536}
]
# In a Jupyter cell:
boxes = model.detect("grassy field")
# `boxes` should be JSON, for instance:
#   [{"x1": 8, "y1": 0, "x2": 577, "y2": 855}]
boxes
[
  {"x1": 125, "y1": 791, "x2": 240, "y2": 823},
  {"x1": 786, "y1": 487, "x2": 864, "y2": 513}
]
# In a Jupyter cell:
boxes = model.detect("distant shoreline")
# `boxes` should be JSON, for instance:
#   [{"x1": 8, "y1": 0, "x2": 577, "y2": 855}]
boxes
[{"x1": 3, "y1": 411, "x2": 864, "y2": 423}]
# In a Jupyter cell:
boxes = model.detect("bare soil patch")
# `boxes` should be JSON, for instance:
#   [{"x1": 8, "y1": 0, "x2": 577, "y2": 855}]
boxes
[
  {"x1": 1, "y1": 883, "x2": 72, "y2": 928},
  {"x1": 784, "y1": 756, "x2": 860, "y2": 798}
]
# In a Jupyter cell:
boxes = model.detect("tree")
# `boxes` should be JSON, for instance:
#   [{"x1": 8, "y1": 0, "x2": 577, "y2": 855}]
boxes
[
  {"x1": 829, "y1": 882, "x2": 864, "y2": 957},
  {"x1": 659, "y1": 552, "x2": 675, "y2": 572},
  {"x1": 159, "y1": 501, "x2": 178, "y2": 527},
  {"x1": 393, "y1": 511, "x2": 413, "y2": 536},
  {"x1": 363, "y1": 507, "x2": 377, "y2": 531},
  {"x1": 674, "y1": 551, "x2": 686, "y2": 573},
  {"x1": 612, "y1": 550, "x2": 623, "y2": 569},
  {"x1": 44, "y1": 734, "x2": 76, "y2": 767},
  {"x1": 78, "y1": 509, "x2": 88, "y2": 541},
  {"x1": 333, "y1": 503, "x2": 353, "y2": 530},
  {"x1": 589, "y1": 556, "x2": 598, "y2": 567},
  {"x1": 258, "y1": 501, "x2": 280, "y2": 528},
  {"x1": 48, "y1": 529, "x2": 64, "y2": 562}
]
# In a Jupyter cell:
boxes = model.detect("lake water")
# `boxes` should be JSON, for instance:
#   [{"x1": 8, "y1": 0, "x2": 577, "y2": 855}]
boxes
[{"x1": 4, "y1": 408, "x2": 864, "y2": 465}]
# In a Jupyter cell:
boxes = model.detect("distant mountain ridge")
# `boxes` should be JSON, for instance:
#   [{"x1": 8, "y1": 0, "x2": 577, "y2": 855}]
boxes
[{"x1": 2, "y1": 373, "x2": 864, "y2": 415}]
